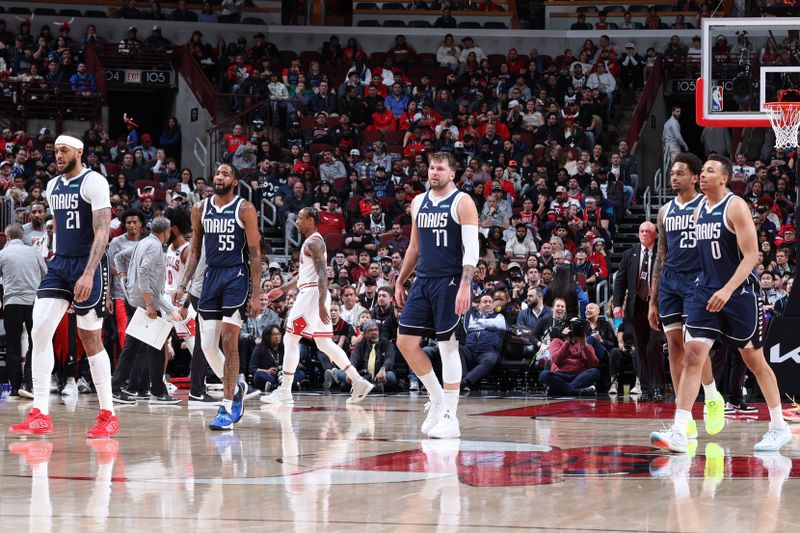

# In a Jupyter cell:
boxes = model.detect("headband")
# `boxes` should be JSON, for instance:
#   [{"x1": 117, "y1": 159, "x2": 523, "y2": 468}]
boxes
[{"x1": 54, "y1": 135, "x2": 84, "y2": 150}]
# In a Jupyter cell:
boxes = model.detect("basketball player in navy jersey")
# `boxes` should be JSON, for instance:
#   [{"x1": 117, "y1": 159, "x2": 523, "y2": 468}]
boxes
[
  {"x1": 395, "y1": 152, "x2": 480, "y2": 439},
  {"x1": 651, "y1": 155, "x2": 790, "y2": 452},
  {"x1": 648, "y1": 153, "x2": 724, "y2": 439},
  {"x1": 174, "y1": 163, "x2": 262, "y2": 430},
  {"x1": 10, "y1": 134, "x2": 118, "y2": 437}
]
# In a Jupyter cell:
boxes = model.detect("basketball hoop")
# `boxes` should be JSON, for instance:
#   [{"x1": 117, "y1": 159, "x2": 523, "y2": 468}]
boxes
[{"x1": 764, "y1": 89, "x2": 800, "y2": 150}]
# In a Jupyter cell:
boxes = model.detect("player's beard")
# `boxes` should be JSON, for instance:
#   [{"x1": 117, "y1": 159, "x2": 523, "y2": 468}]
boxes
[
  {"x1": 61, "y1": 157, "x2": 78, "y2": 174},
  {"x1": 214, "y1": 182, "x2": 234, "y2": 196}
]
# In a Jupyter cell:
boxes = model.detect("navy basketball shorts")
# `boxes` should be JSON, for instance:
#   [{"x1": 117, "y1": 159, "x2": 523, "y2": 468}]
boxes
[
  {"x1": 198, "y1": 265, "x2": 251, "y2": 320},
  {"x1": 684, "y1": 282, "x2": 764, "y2": 349},
  {"x1": 657, "y1": 269, "x2": 700, "y2": 331},
  {"x1": 37, "y1": 253, "x2": 109, "y2": 317},
  {"x1": 399, "y1": 275, "x2": 470, "y2": 341}
]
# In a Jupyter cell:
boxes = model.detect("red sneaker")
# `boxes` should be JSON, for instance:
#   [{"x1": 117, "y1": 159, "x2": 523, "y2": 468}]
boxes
[
  {"x1": 86, "y1": 410, "x2": 119, "y2": 438},
  {"x1": 9, "y1": 408, "x2": 53, "y2": 435},
  {"x1": 86, "y1": 438, "x2": 120, "y2": 465},
  {"x1": 9, "y1": 441, "x2": 54, "y2": 466}
]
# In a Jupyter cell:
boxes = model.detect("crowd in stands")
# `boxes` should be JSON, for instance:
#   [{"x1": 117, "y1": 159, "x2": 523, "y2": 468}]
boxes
[{"x1": 0, "y1": 12, "x2": 796, "y2": 401}]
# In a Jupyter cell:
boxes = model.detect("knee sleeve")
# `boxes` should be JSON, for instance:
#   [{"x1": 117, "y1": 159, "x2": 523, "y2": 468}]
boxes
[
  {"x1": 199, "y1": 317, "x2": 225, "y2": 379},
  {"x1": 282, "y1": 332, "x2": 301, "y2": 375},
  {"x1": 438, "y1": 338, "x2": 462, "y2": 385},
  {"x1": 31, "y1": 299, "x2": 68, "y2": 372}
]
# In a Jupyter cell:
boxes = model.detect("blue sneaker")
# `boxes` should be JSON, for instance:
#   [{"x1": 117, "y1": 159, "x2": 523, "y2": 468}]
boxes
[
  {"x1": 230, "y1": 382, "x2": 245, "y2": 423},
  {"x1": 209, "y1": 406, "x2": 234, "y2": 431}
]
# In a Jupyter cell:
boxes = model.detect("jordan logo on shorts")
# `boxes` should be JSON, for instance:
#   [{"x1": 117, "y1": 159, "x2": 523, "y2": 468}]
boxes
[{"x1": 292, "y1": 316, "x2": 308, "y2": 335}]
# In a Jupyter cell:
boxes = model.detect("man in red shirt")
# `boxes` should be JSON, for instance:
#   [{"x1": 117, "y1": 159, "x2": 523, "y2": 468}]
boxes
[
  {"x1": 224, "y1": 124, "x2": 247, "y2": 155},
  {"x1": 506, "y1": 48, "x2": 526, "y2": 75},
  {"x1": 318, "y1": 196, "x2": 347, "y2": 235}
]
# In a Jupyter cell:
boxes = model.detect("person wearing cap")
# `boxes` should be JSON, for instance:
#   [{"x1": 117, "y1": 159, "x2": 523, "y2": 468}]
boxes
[
  {"x1": 118, "y1": 26, "x2": 142, "y2": 54},
  {"x1": 319, "y1": 196, "x2": 346, "y2": 235},
  {"x1": 145, "y1": 25, "x2": 171, "y2": 48},
  {"x1": 619, "y1": 42, "x2": 644, "y2": 92}
]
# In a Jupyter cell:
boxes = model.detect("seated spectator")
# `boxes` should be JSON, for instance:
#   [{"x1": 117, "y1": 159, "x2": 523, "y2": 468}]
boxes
[
  {"x1": 338, "y1": 320, "x2": 397, "y2": 390},
  {"x1": 387, "y1": 35, "x2": 417, "y2": 67},
  {"x1": 505, "y1": 223, "x2": 538, "y2": 261},
  {"x1": 172, "y1": 0, "x2": 198, "y2": 21},
  {"x1": 460, "y1": 292, "x2": 505, "y2": 395},
  {"x1": 539, "y1": 317, "x2": 600, "y2": 395},
  {"x1": 570, "y1": 13, "x2": 591, "y2": 31}
]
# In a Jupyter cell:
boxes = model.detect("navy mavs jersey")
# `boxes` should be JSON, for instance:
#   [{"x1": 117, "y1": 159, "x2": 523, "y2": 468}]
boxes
[
  {"x1": 49, "y1": 169, "x2": 96, "y2": 257},
  {"x1": 663, "y1": 194, "x2": 704, "y2": 272},
  {"x1": 415, "y1": 189, "x2": 465, "y2": 278},
  {"x1": 694, "y1": 192, "x2": 756, "y2": 288},
  {"x1": 202, "y1": 196, "x2": 247, "y2": 268}
]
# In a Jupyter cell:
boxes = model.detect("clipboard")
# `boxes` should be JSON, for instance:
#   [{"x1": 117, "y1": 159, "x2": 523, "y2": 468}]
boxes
[{"x1": 126, "y1": 307, "x2": 173, "y2": 349}]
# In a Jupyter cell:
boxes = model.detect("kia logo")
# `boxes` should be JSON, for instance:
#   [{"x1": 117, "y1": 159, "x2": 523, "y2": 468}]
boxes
[{"x1": 769, "y1": 343, "x2": 800, "y2": 364}]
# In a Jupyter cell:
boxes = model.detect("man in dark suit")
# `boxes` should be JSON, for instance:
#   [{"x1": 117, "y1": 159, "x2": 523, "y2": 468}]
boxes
[{"x1": 612, "y1": 221, "x2": 666, "y2": 401}]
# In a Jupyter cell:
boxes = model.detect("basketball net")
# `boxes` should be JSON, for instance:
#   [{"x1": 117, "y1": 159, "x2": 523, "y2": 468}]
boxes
[{"x1": 764, "y1": 89, "x2": 800, "y2": 150}]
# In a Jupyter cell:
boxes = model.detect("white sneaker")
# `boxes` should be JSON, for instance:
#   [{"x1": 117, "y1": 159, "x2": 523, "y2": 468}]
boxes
[
  {"x1": 409, "y1": 380, "x2": 420, "y2": 392},
  {"x1": 61, "y1": 378, "x2": 78, "y2": 396},
  {"x1": 76, "y1": 377, "x2": 92, "y2": 394},
  {"x1": 630, "y1": 378, "x2": 642, "y2": 396},
  {"x1": 421, "y1": 401, "x2": 443, "y2": 435},
  {"x1": 346, "y1": 378, "x2": 374, "y2": 405},
  {"x1": 754, "y1": 426, "x2": 793, "y2": 452},
  {"x1": 260, "y1": 387, "x2": 294, "y2": 405},
  {"x1": 608, "y1": 377, "x2": 618, "y2": 395},
  {"x1": 428, "y1": 409, "x2": 461, "y2": 439},
  {"x1": 650, "y1": 426, "x2": 689, "y2": 453}
]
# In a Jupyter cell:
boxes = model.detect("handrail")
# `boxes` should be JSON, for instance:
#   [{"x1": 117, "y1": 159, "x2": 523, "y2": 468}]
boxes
[
  {"x1": 193, "y1": 137, "x2": 208, "y2": 178},
  {"x1": 628, "y1": 56, "x2": 663, "y2": 148},
  {"x1": 237, "y1": 180, "x2": 253, "y2": 204},
  {"x1": 595, "y1": 279, "x2": 609, "y2": 315},
  {"x1": 83, "y1": 42, "x2": 108, "y2": 102},
  {"x1": 260, "y1": 197, "x2": 277, "y2": 233},
  {"x1": 643, "y1": 186, "x2": 651, "y2": 222},
  {"x1": 178, "y1": 45, "x2": 218, "y2": 120},
  {"x1": 285, "y1": 218, "x2": 301, "y2": 252}
]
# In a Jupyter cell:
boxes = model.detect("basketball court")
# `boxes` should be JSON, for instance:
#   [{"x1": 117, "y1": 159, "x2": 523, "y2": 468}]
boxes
[{"x1": 1, "y1": 393, "x2": 798, "y2": 532}]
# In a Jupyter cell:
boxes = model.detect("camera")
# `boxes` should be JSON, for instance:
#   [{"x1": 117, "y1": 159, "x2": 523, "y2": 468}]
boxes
[{"x1": 568, "y1": 317, "x2": 587, "y2": 338}]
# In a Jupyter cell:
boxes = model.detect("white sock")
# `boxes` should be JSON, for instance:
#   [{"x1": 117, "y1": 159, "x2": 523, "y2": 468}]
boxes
[
  {"x1": 280, "y1": 373, "x2": 294, "y2": 391},
  {"x1": 702, "y1": 380, "x2": 718, "y2": 398},
  {"x1": 442, "y1": 389, "x2": 459, "y2": 415},
  {"x1": 238, "y1": 373, "x2": 246, "y2": 384},
  {"x1": 223, "y1": 398, "x2": 233, "y2": 413},
  {"x1": 769, "y1": 405, "x2": 788, "y2": 429},
  {"x1": 88, "y1": 350, "x2": 115, "y2": 415},
  {"x1": 418, "y1": 370, "x2": 444, "y2": 403},
  {"x1": 674, "y1": 408, "x2": 692, "y2": 435},
  {"x1": 316, "y1": 337, "x2": 361, "y2": 382}
]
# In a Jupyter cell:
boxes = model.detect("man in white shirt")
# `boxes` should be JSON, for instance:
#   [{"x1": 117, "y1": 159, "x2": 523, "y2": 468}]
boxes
[
  {"x1": 586, "y1": 63, "x2": 617, "y2": 116},
  {"x1": 458, "y1": 36, "x2": 487, "y2": 65}
]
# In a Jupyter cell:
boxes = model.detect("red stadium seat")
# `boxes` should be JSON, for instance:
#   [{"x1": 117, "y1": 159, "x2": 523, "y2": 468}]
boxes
[
  {"x1": 361, "y1": 130, "x2": 383, "y2": 144},
  {"x1": 323, "y1": 232, "x2": 344, "y2": 252},
  {"x1": 346, "y1": 195, "x2": 362, "y2": 214},
  {"x1": 379, "y1": 231, "x2": 393, "y2": 244},
  {"x1": 300, "y1": 116, "x2": 316, "y2": 129},
  {"x1": 310, "y1": 143, "x2": 332, "y2": 156},
  {"x1": 333, "y1": 177, "x2": 347, "y2": 192},
  {"x1": 384, "y1": 130, "x2": 405, "y2": 144},
  {"x1": 104, "y1": 162, "x2": 120, "y2": 176}
]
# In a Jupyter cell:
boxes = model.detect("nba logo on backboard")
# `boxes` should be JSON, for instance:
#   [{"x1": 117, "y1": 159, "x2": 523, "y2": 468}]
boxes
[{"x1": 711, "y1": 86, "x2": 724, "y2": 112}]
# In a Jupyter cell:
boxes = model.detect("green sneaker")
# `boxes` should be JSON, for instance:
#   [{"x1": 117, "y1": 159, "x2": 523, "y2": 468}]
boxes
[
  {"x1": 687, "y1": 419, "x2": 698, "y2": 439},
  {"x1": 704, "y1": 392, "x2": 726, "y2": 436}
]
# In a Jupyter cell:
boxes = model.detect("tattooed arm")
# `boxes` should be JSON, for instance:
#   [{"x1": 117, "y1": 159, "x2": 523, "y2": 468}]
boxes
[
  {"x1": 307, "y1": 237, "x2": 331, "y2": 323},
  {"x1": 648, "y1": 204, "x2": 669, "y2": 330},
  {"x1": 74, "y1": 207, "x2": 111, "y2": 302},
  {"x1": 241, "y1": 200, "x2": 263, "y2": 318}
]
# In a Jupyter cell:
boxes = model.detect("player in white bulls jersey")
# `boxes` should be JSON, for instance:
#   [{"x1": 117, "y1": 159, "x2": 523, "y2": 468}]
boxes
[{"x1": 264, "y1": 207, "x2": 374, "y2": 405}]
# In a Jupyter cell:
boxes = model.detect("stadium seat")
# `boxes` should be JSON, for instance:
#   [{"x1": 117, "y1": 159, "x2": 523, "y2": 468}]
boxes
[
  {"x1": 379, "y1": 232, "x2": 394, "y2": 245},
  {"x1": 278, "y1": 51, "x2": 298, "y2": 63},
  {"x1": 58, "y1": 9, "x2": 82, "y2": 17},
  {"x1": 346, "y1": 196, "x2": 362, "y2": 214},
  {"x1": 604, "y1": 5, "x2": 624, "y2": 12},
  {"x1": 383, "y1": 2, "x2": 406, "y2": 8},
  {"x1": 408, "y1": 21, "x2": 432, "y2": 28},
  {"x1": 357, "y1": 20, "x2": 381, "y2": 26},
  {"x1": 627, "y1": 5, "x2": 649, "y2": 12},
  {"x1": 361, "y1": 130, "x2": 383, "y2": 144},
  {"x1": 487, "y1": 54, "x2": 507, "y2": 65},
  {"x1": 607, "y1": 23, "x2": 619, "y2": 29},
  {"x1": 241, "y1": 17, "x2": 266, "y2": 24},
  {"x1": 654, "y1": 4, "x2": 673, "y2": 12},
  {"x1": 300, "y1": 51, "x2": 321, "y2": 64},
  {"x1": 379, "y1": 197, "x2": 395, "y2": 211},
  {"x1": 104, "y1": 162, "x2": 120, "y2": 176},
  {"x1": 33, "y1": 8, "x2": 58, "y2": 15},
  {"x1": 576, "y1": 6, "x2": 598, "y2": 12},
  {"x1": 384, "y1": 130, "x2": 405, "y2": 144},
  {"x1": 84, "y1": 10, "x2": 108, "y2": 17},
  {"x1": 355, "y1": 2, "x2": 379, "y2": 8},
  {"x1": 323, "y1": 232, "x2": 344, "y2": 252},
  {"x1": 300, "y1": 116, "x2": 316, "y2": 129},
  {"x1": 310, "y1": 143, "x2": 332, "y2": 156},
  {"x1": 418, "y1": 53, "x2": 436, "y2": 64},
  {"x1": 333, "y1": 178, "x2": 347, "y2": 193},
  {"x1": 458, "y1": 21, "x2": 481, "y2": 29},
  {"x1": 8, "y1": 7, "x2": 31, "y2": 14},
  {"x1": 483, "y1": 22, "x2": 508, "y2": 29},
  {"x1": 383, "y1": 20, "x2": 406, "y2": 27},
  {"x1": 370, "y1": 52, "x2": 388, "y2": 65}
]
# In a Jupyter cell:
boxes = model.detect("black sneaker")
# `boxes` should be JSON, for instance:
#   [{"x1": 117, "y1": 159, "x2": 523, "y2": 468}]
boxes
[
  {"x1": 188, "y1": 392, "x2": 222, "y2": 407},
  {"x1": 244, "y1": 385, "x2": 261, "y2": 401},
  {"x1": 651, "y1": 389, "x2": 665, "y2": 402},
  {"x1": 113, "y1": 390, "x2": 138, "y2": 404},
  {"x1": 734, "y1": 401, "x2": 758, "y2": 413},
  {"x1": 149, "y1": 393, "x2": 182, "y2": 405}
]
